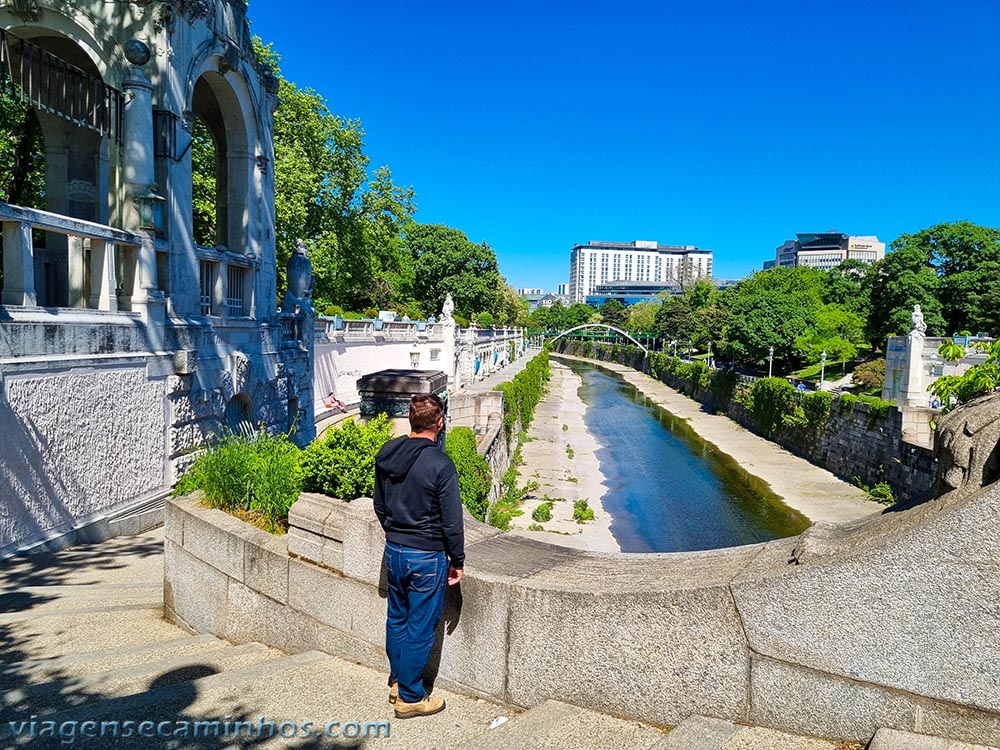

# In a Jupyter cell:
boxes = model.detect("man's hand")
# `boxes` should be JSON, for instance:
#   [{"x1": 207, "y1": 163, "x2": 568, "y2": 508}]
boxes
[{"x1": 447, "y1": 566, "x2": 464, "y2": 586}]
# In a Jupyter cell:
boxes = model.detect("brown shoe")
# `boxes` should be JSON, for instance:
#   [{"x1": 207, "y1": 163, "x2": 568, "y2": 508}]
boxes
[
  {"x1": 394, "y1": 694, "x2": 445, "y2": 719},
  {"x1": 389, "y1": 682, "x2": 398, "y2": 704}
]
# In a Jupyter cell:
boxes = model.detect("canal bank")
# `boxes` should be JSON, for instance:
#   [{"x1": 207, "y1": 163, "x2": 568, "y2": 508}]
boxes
[
  {"x1": 509, "y1": 361, "x2": 620, "y2": 552},
  {"x1": 552, "y1": 353, "x2": 883, "y2": 526}
]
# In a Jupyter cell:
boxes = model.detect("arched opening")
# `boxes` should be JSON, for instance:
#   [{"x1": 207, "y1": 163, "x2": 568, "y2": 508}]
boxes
[
  {"x1": 0, "y1": 28, "x2": 116, "y2": 307},
  {"x1": 189, "y1": 70, "x2": 254, "y2": 320},
  {"x1": 224, "y1": 394, "x2": 256, "y2": 437}
]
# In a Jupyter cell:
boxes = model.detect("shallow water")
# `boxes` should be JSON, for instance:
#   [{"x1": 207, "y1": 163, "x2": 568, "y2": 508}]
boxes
[{"x1": 568, "y1": 361, "x2": 810, "y2": 553}]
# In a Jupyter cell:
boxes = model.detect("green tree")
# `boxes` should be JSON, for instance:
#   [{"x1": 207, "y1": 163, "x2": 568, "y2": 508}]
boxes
[
  {"x1": 864, "y1": 242, "x2": 945, "y2": 349},
  {"x1": 916, "y1": 221, "x2": 1000, "y2": 336},
  {"x1": 406, "y1": 223, "x2": 504, "y2": 320},
  {"x1": 565, "y1": 303, "x2": 597, "y2": 328},
  {"x1": 822, "y1": 259, "x2": 871, "y2": 316},
  {"x1": 599, "y1": 299, "x2": 629, "y2": 328},
  {"x1": 626, "y1": 301, "x2": 658, "y2": 332},
  {"x1": 0, "y1": 90, "x2": 45, "y2": 208}
]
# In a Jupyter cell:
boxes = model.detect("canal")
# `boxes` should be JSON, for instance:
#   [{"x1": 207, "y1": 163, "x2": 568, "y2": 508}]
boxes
[{"x1": 568, "y1": 360, "x2": 810, "y2": 552}]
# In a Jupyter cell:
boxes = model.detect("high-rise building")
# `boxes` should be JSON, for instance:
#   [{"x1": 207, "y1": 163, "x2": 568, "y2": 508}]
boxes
[
  {"x1": 568, "y1": 240, "x2": 712, "y2": 303},
  {"x1": 557, "y1": 283, "x2": 569, "y2": 296},
  {"x1": 772, "y1": 233, "x2": 885, "y2": 271}
]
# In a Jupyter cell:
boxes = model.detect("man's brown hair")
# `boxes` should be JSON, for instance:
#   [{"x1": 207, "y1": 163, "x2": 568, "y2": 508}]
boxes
[{"x1": 409, "y1": 393, "x2": 444, "y2": 433}]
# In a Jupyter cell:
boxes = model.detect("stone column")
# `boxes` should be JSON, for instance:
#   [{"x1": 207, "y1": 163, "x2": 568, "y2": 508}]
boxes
[
  {"x1": 122, "y1": 64, "x2": 163, "y2": 320},
  {"x1": 67, "y1": 236, "x2": 86, "y2": 307},
  {"x1": 2, "y1": 222, "x2": 36, "y2": 306},
  {"x1": 90, "y1": 240, "x2": 118, "y2": 311}
]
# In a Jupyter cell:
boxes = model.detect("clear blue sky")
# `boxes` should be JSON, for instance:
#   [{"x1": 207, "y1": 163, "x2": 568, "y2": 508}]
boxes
[{"x1": 246, "y1": 0, "x2": 1000, "y2": 292}]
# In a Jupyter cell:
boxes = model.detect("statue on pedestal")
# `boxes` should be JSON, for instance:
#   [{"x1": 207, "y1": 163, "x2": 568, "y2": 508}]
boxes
[
  {"x1": 282, "y1": 239, "x2": 314, "y2": 315},
  {"x1": 910, "y1": 304, "x2": 927, "y2": 337},
  {"x1": 441, "y1": 293, "x2": 454, "y2": 323}
]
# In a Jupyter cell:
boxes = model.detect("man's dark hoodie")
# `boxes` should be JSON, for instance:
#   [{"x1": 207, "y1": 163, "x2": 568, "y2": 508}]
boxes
[{"x1": 374, "y1": 435, "x2": 465, "y2": 569}]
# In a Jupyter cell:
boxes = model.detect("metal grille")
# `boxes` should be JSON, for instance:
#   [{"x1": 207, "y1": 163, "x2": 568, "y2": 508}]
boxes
[
  {"x1": 226, "y1": 266, "x2": 245, "y2": 317},
  {"x1": 199, "y1": 260, "x2": 213, "y2": 315},
  {"x1": 0, "y1": 28, "x2": 124, "y2": 143},
  {"x1": 153, "y1": 109, "x2": 179, "y2": 159}
]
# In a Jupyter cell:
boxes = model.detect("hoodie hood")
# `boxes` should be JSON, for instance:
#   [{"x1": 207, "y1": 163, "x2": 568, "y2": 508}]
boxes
[{"x1": 376, "y1": 435, "x2": 438, "y2": 481}]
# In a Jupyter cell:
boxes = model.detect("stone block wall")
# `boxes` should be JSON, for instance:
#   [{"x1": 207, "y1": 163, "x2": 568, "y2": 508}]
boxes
[{"x1": 165, "y1": 486, "x2": 1000, "y2": 745}]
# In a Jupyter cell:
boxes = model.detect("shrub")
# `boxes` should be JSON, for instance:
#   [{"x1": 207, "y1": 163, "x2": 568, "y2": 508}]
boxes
[
  {"x1": 475, "y1": 312, "x2": 495, "y2": 328},
  {"x1": 801, "y1": 391, "x2": 833, "y2": 430},
  {"x1": 496, "y1": 349, "x2": 551, "y2": 442},
  {"x1": 364, "y1": 307, "x2": 379, "y2": 318},
  {"x1": 174, "y1": 431, "x2": 302, "y2": 533},
  {"x1": 747, "y1": 378, "x2": 796, "y2": 438},
  {"x1": 323, "y1": 304, "x2": 344, "y2": 317},
  {"x1": 445, "y1": 426, "x2": 491, "y2": 521},
  {"x1": 528, "y1": 523, "x2": 545, "y2": 531},
  {"x1": 532, "y1": 502, "x2": 553, "y2": 522},
  {"x1": 868, "y1": 481, "x2": 896, "y2": 505},
  {"x1": 572, "y1": 498, "x2": 595, "y2": 523},
  {"x1": 852, "y1": 358, "x2": 886, "y2": 391},
  {"x1": 708, "y1": 368, "x2": 739, "y2": 411},
  {"x1": 300, "y1": 414, "x2": 393, "y2": 500}
]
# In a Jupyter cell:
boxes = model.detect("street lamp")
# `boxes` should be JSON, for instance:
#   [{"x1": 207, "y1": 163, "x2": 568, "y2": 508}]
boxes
[
  {"x1": 820, "y1": 350, "x2": 827, "y2": 391},
  {"x1": 670, "y1": 340, "x2": 677, "y2": 358},
  {"x1": 707, "y1": 342, "x2": 713, "y2": 367},
  {"x1": 768, "y1": 346, "x2": 774, "y2": 378}
]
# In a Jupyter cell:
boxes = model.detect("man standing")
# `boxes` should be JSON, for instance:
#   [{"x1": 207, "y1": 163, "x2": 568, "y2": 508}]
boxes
[{"x1": 374, "y1": 393, "x2": 464, "y2": 719}]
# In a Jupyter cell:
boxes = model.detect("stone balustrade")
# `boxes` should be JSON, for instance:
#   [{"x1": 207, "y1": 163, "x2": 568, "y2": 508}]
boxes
[
  {"x1": 0, "y1": 202, "x2": 146, "y2": 312},
  {"x1": 165, "y1": 481, "x2": 1000, "y2": 746}
]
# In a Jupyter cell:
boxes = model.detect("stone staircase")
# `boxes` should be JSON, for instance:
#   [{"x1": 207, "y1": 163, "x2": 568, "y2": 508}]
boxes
[{"x1": 0, "y1": 529, "x2": 993, "y2": 750}]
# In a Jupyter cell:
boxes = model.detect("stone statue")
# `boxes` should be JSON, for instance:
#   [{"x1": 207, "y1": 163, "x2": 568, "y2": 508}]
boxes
[
  {"x1": 910, "y1": 304, "x2": 926, "y2": 336},
  {"x1": 934, "y1": 391, "x2": 1000, "y2": 501},
  {"x1": 441, "y1": 293, "x2": 454, "y2": 322}
]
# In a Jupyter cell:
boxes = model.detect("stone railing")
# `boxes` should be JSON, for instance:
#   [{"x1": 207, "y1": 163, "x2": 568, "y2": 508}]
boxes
[
  {"x1": 0, "y1": 202, "x2": 145, "y2": 311},
  {"x1": 164, "y1": 482, "x2": 1000, "y2": 746}
]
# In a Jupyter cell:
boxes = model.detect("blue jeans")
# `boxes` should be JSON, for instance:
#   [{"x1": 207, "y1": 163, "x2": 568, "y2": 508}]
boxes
[{"x1": 383, "y1": 542, "x2": 447, "y2": 703}]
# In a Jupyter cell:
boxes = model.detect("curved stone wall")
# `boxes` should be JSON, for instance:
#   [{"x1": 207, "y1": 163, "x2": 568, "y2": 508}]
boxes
[{"x1": 164, "y1": 486, "x2": 1000, "y2": 744}]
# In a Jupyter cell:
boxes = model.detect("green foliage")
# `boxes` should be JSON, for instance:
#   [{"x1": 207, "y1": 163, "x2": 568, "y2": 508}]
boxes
[
  {"x1": 855, "y1": 477, "x2": 896, "y2": 506},
  {"x1": 565, "y1": 445, "x2": 575, "y2": 459},
  {"x1": 0, "y1": 88, "x2": 46, "y2": 208},
  {"x1": 444, "y1": 426, "x2": 491, "y2": 521},
  {"x1": 532, "y1": 502, "x2": 553, "y2": 522},
  {"x1": 300, "y1": 414, "x2": 393, "y2": 499},
  {"x1": 708, "y1": 368, "x2": 739, "y2": 410},
  {"x1": 747, "y1": 378, "x2": 796, "y2": 438},
  {"x1": 190, "y1": 116, "x2": 217, "y2": 248},
  {"x1": 174, "y1": 432, "x2": 302, "y2": 533},
  {"x1": 496, "y1": 350, "x2": 551, "y2": 441},
  {"x1": 864, "y1": 238, "x2": 945, "y2": 348},
  {"x1": 475, "y1": 311, "x2": 495, "y2": 328},
  {"x1": 801, "y1": 391, "x2": 833, "y2": 430},
  {"x1": 599, "y1": 299, "x2": 629, "y2": 328},
  {"x1": 572, "y1": 499, "x2": 595, "y2": 523},
  {"x1": 527, "y1": 523, "x2": 545, "y2": 531},
  {"x1": 929, "y1": 339, "x2": 1000, "y2": 410},
  {"x1": 852, "y1": 359, "x2": 886, "y2": 391}
]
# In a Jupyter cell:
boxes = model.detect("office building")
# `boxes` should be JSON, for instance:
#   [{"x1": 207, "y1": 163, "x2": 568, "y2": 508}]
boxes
[
  {"x1": 569, "y1": 240, "x2": 713, "y2": 303},
  {"x1": 772, "y1": 233, "x2": 885, "y2": 271}
]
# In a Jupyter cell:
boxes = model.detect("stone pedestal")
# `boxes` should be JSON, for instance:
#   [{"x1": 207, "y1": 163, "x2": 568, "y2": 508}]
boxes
[
  {"x1": 901, "y1": 331, "x2": 928, "y2": 408},
  {"x1": 356, "y1": 369, "x2": 448, "y2": 446}
]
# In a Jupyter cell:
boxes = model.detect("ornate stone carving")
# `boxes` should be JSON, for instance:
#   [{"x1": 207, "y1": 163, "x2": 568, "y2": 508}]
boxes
[
  {"x1": 218, "y1": 44, "x2": 241, "y2": 75},
  {"x1": 934, "y1": 391, "x2": 1000, "y2": 501},
  {"x1": 260, "y1": 65, "x2": 280, "y2": 96},
  {"x1": 219, "y1": 370, "x2": 234, "y2": 401},
  {"x1": 255, "y1": 154, "x2": 270, "y2": 175},
  {"x1": 179, "y1": 0, "x2": 210, "y2": 21},
  {"x1": 155, "y1": 4, "x2": 176, "y2": 33},
  {"x1": 282, "y1": 239, "x2": 313, "y2": 313},
  {"x1": 231, "y1": 351, "x2": 250, "y2": 394}
]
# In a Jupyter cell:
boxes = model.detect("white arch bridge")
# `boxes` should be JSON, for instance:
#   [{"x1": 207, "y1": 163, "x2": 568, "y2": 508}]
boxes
[{"x1": 548, "y1": 324, "x2": 648, "y2": 355}]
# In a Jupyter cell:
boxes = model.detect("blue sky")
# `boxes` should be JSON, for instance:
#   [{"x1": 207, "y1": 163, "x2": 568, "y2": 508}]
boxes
[{"x1": 247, "y1": 0, "x2": 1000, "y2": 292}]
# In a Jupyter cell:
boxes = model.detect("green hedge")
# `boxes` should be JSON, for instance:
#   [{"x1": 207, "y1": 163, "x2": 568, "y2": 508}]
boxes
[
  {"x1": 301, "y1": 414, "x2": 393, "y2": 500},
  {"x1": 445, "y1": 426, "x2": 491, "y2": 521},
  {"x1": 496, "y1": 349, "x2": 551, "y2": 441}
]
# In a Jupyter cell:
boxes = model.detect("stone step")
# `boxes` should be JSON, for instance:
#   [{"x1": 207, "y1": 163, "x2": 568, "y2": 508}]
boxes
[
  {"x1": 453, "y1": 700, "x2": 666, "y2": 750},
  {"x1": 33, "y1": 651, "x2": 510, "y2": 749},
  {"x1": 0, "y1": 633, "x2": 224, "y2": 691},
  {"x1": 869, "y1": 728, "x2": 1000, "y2": 750},
  {"x1": 0, "y1": 586, "x2": 161, "y2": 617},
  {"x1": 653, "y1": 715, "x2": 843, "y2": 749},
  {"x1": 0, "y1": 530, "x2": 164, "y2": 590},
  {"x1": 1, "y1": 642, "x2": 281, "y2": 719},
  {"x1": 1, "y1": 605, "x2": 188, "y2": 662}
]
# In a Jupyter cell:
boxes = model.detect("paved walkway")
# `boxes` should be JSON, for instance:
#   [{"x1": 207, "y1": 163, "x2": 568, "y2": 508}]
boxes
[
  {"x1": 466, "y1": 348, "x2": 541, "y2": 393},
  {"x1": 552, "y1": 354, "x2": 883, "y2": 525}
]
